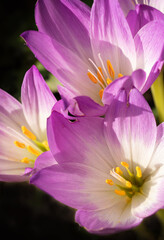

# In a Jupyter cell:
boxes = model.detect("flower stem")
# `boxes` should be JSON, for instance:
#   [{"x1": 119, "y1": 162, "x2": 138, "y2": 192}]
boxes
[{"x1": 151, "y1": 69, "x2": 164, "y2": 123}]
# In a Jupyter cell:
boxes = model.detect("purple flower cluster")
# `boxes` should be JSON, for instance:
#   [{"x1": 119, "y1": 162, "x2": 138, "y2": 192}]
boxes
[{"x1": 1, "y1": 0, "x2": 164, "y2": 235}]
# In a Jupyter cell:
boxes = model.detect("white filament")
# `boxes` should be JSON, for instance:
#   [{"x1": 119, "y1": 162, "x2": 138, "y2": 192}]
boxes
[
  {"x1": 110, "y1": 168, "x2": 127, "y2": 186},
  {"x1": 87, "y1": 69, "x2": 104, "y2": 88},
  {"x1": 88, "y1": 58, "x2": 106, "y2": 87},
  {"x1": 98, "y1": 53, "x2": 110, "y2": 85}
]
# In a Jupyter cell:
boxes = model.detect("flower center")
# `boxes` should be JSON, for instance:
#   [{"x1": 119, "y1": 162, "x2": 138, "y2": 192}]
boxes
[
  {"x1": 106, "y1": 161, "x2": 143, "y2": 198},
  {"x1": 87, "y1": 54, "x2": 123, "y2": 99},
  {"x1": 14, "y1": 126, "x2": 49, "y2": 164}
]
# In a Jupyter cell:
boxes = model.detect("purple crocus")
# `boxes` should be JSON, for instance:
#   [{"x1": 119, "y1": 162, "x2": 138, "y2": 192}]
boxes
[
  {"x1": 0, "y1": 65, "x2": 56, "y2": 182},
  {"x1": 31, "y1": 84, "x2": 164, "y2": 234},
  {"x1": 21, "y1": 0, "x2": 164, "y2": 107}
]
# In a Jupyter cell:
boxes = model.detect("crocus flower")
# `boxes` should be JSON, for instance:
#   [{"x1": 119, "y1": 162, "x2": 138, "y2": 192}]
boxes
[
  {"x1": 31, "y1": 84, "x2": 164, "y2": 234},
  {"x1": 0, "y1": 65, "x2": 56, "y2": 182},
  {"x1": 21, "y1": 0, "x2": 164, "y2": 107}
]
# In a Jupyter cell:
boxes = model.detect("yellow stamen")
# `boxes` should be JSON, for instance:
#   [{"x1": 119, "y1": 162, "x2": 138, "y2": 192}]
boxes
[
  {"x1": 126, "y1": 181, "x2": 132, "y2": 188},
  {"x1": 14, "y1": 141, "x2": 25, "y2": 149},
  {"x1": 107, "y1": 60, "x2": 115, "y2": 79},
  {"x1": 99, "y1": 89, "x2": 104, "y2": 99},
  {"x1": 21, "y1": 157, "x2": 30, "y2": 164},
  {"x1": 87, "y1": 72, "x2": 98, "y2": 84},
  {"x1": 114, "y1": 189, "x2": 126, "y2": 196},
  {"x1": 21, "y1": 126, "x2": 36, "y2": 141},
  {"x1": 118, "y1": 73, "x2": 123, "y2": 78},
  {"x1": 115, "y1": 167, "x2": 123, "y2": 176},
  {"x1": 106, "y1": 78, "x2": 112, "y2": 85},
  {"x1": 121, "y1": 161, "x2": 134, "y2": 178},
  {"x1": 121, "y1": 161, "x2": 129, "y2": 168},
  {"x1": 27, "y1": 146, "x2": 40, "y2": 157},
  {"x1": 97, "y1": 67, "x2": 104, "y2": 84},
  {"x1": 106, "y1": 179, "x2": 114, "y2": 185},
  {"x1": 136, "y1": 166, "x2": 142, "y2": 178}
]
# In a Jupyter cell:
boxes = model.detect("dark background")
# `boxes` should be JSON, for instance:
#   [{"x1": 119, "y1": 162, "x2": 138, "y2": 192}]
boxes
[{"x1": 0, "y1": 0, "x2": 160, "y2": 239}]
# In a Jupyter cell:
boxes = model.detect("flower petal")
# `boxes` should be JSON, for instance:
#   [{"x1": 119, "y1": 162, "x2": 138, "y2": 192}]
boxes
[
  {"x1": 21, "y1": 31, "x2": 100, "y2": 103},
  {"x1": 74, "y1": 96, "x2": 107, "y2": 117},
  {"x1": 135, "y1": 20, "x2": 164, "y2": 79},
  {"x1": 91, "y1": 0, "x2": 136, "y2": 69},
  {"x1": 21, "y1": 65, "x2": 56, "y2": 141},
  {"x1": 132, "y1": 177, "x2": 164, "y2": 218},
  {"x1": 57, "y1": 89, "x2": 107, "y2": 117},
  {"x1": 149, "y1": 0, "x2": 164, "y2": 13},
  {"x1": 118, "y1": 0, "x2": 135, "y2": 16},
  {"x1": 103, "y1": 70, "x2": 147, "y2": 106},
  {"x1": 0, "y1": 158, "x2": 30, "y2": 182},
  {"x1": 34, "y1": 151, "x2": 57, "y2": 171},
  {"x1": 35, "y1": 0, "x2": 92, "y2": 60},
  {"x1": 132, "y1": 122, "x2": 164, "y2": 219},
  {"x1": 57, "y1": 86, "x2": 84, "y2": 117},
  {"x1": 119, "y1": 0, "x2": 164, "y2": 16},
  {"x1": 131, "y1": 69, "x2": 147, "y2": 93},
  {"x1": 47, "y1": 111, "x2": 114, "y2": 171},
  {"x1": 31, "y1": 161, "x2": 120, "y2": 210},
  {"x1": 127, "y1": 5, "x2": 164, "y2": 37},
  {"x1": 75, "y1": 202, "x2": 142, "y2": 234},
  {"x1": 32, "y1": 156, "x2": 141, "y2": 234},
  {"x1": 141, "y1": 60, "x2": 164, "y2": 94},
  {"x1": 104, "y1": 88, "x2": 157, "y2": 170},
  {"x1": 144, "y1": 123, "x2": 164, "y2": 176},
  {"x1": 90, "y1": 41, "x2": 134, "y2": 82},
  {"x1": 0, "y1": 121, "x2": 41, "y2": 168},
  {"x1": 0, "y1": 89, "x2": 41, "y2": 180},
  {"x1": 0, "y1": 89, "x2": 25, "y2": 130}
]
